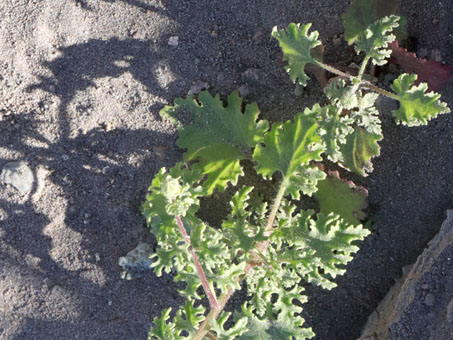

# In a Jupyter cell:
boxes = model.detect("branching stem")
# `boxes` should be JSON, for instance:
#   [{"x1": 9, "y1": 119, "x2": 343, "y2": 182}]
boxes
[{"x1": 174, "y1": 215, "x2": 220, "y2": 310}]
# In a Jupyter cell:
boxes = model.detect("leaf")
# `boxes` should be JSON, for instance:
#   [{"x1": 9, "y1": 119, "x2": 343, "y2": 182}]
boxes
[
  {"x1": 149, "y1": 308, "x2": 176, "y2": 340},
  {"x1": 314, "y1": 170, "x2": 368, "y2": 226},
  {"x1": 391, "y1": 73, "x2": 450, "y2": 126},
  {"x1": 389, "y1": 41, "x2": 452, "y2": 92},
  {"x1": 174, "y1": 301, "x2": 206, "y2": 338},
  {"x1": 210, "y1": 312, "x2": 248, "y2": 340},
  {"x1": 342, "y1": 0, "x2": 407, "y2": 44},
  {"x1": 160, "y1": 91, "x2": 269, "y2": 194},
  {"x1": 339, "y1": 127, "x2": 382, "y2": 176},
  {"x1": 354, "y1": 15, "x2": 399, "y2": 66},
  {"x1": 272, "y1": 23, "x2": 322, "y2": 86},
  {"x1": 278, "y1": 212, "x2": 370, "y2": 289},
  {"x1": 324, "y1": 79, "x2": 359, "y2": 110},
  {"x1": 303, "y1": 104, "x2": 354, "y2": 163},
  {"x1": 253, "y1": 113, "x2": 325, "y2": 199}
]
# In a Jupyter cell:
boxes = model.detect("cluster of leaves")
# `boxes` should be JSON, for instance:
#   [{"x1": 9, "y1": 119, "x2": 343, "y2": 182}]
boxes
[{"x1": 142, "y1": 4, "x2": 450, "y2": 340}]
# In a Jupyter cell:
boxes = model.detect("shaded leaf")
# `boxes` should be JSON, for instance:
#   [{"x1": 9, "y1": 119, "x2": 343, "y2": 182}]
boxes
[
  {"x1": 391, "y1": 73, "x2": 450, "y2": 126},
  {"x1": 253, "y1": 113, "x2": 325, "y2": 199},
  {"x1": 354, "y1": 15, "x2": 399, "y2": 66},
  {"x1": 342, "y1": 0, "x2": 407, "y2": 44},
  {"x1": 272, "y1": 23, "x2": 322, "y2": 86},
  {"x1": 210, "y1": 312, "x2": 248, "y2": 340},
  {"x1": 339, "y1": 127, "x2": 382, "y2": 176},
  {"x1": 314, "y1": 170, "x2": 368, "y2": 226},
  {"x1": 389, "y1": 41, "x2": 452, "y2": 92}
]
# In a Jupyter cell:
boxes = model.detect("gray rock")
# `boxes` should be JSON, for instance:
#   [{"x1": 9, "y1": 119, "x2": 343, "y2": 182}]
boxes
[
  {"x1": 118, "y1": 243, "x2": 154, "y2": 280},
  {"x1": 360, "y1": 210, "x2": 453, "y2": 340},
  {"x1": 0, "y1": 161, "x2": 34, "y2": 195}
]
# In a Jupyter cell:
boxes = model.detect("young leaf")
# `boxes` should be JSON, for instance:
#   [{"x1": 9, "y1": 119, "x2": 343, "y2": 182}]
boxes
[
  {"x1": 160, "y1": 91, "x2": 269, "y2": 194},
  {"x1": 389, "y1": 41, "x2": 452, "y2": 92},
  {"x1": 210, "y1": 312, "x2": 248, "y2": 340},
  {"x1": 354, "y1": 15, "x2": 399, "y2": 66},
  {"x1": 278, "y1": 212, "x2": 370, "y2": 289},
  {"x1": 391, "y1": 73, "x2": 450, "y2": 126},
  {"x1": 303, "y1": 104, "x2": 353, "y2": 163},
  {"x1": 253, "y1": 113, "x2": 325, "y2": 199},
  {"x1": 174, "y1": 301, "x2": 206, "y2": 338},
  {"x1": 342, "y1": 0, "x2": 407, "y2": 44},
  {"x1": 149, "y1": 308, "x2": 176, "y2": 340},
  {"x1": 339, "y1": 127, "x2": 382, "y2": 176},
  {"x1": 272, "y1": 23, "x2": 322, "y2": 86},
  {"x1": 314, "y1": 171, "x2": 368, "y2": 226}
]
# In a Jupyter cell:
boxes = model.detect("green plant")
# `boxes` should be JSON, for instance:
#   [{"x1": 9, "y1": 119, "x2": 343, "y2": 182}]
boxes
[{"x1": 142, "y1": 14, "x2": 450, "y2": 340}]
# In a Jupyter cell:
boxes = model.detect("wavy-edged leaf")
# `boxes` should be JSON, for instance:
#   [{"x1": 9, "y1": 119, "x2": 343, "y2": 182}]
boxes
[
  {"x1": 253, "y1": 114, "x2": 325, "y2": 199},
  {"x1": 324, "y1": 79, "x2": 359, "y2": 110},
  {"x1": 210, "y1": 312, "x2": 248, "y2": 340},
  {"x1": 272, "y1": 23, "x2": 322, "y2": 86},
  {"x1": 222, "y1": 186, "x2": 267, "y2": 259},
  {"x1": 391, "y1": 73, "x2": 450, "y2": 126},
  {"x1": 303, "y1": 104, "x2": 353, "y2": 163},
  {"x1": 342, "y1": 0, "x2": 407, "y2": 44},
  {"x1": 278, "y1": 212, "x2": 370, "y2": 289},
  {"x1": 339, "y1": 127, "x2": 382, "y2": 176},
  {"x1": 160, "y1": 91, "x2": 268, "y2": 194},
  {"x1": 389, "y1": 41, "x2": 452, "y2": 92},
  {"x1": 354, "y1": 15, "x2": 399, "y2": 66},
  {"x1": 314, "y1": 171, "x2": 368, "y2": 226},
  {"x1": 174, "y1": 301, "x2": 206, "y2": 339}
]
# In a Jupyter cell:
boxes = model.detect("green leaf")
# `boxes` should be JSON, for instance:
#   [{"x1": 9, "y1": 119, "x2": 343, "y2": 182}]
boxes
[
  {"x1": 339, "y1": 127, "x2": 382, "y2": 176},
  {"x1": 324, "y1": 79, "x2": 359, "y2": 110},
  {"x1": 354, "y1": 15, "x2": 399, "y2": 65},
  {"x1": 174, "y1": 301, "x2": 206, "y2": 338},
  {"x1": 278, "y1": 212, "x2": 370, "y2": 289},
  {"x1": 314, "y1": 171, "x2": 368, "y2": 226},
  {"x1": 210, "y1": 312, "x2": 248, "y2": 340},
  {"x1": 342, "y1": 0, "x2": 407, "y2": 44},
  {"x1": 272, "y1": 23, "x2": 322, "y2": 86},
  {"x1": 391, "y1": 73, "x2": 450, "y2": 126},
  {"x1": 149, "y1": 308, "x2": 176, "y2": 340},
  {"x1": 351, "y1": 92, "x2": 382, "y2": 135},
  {"x1": 236, "y1": 302, "x2": 315, "y2": 340},
  {"x1": 253, "y1": 113, "x2": 325, "y2": 199},
  {"x1": 161, "y1": 91, "x2": 269, "y2": 194},
  {"x1": 303, "y1": 104, "x2": 353, "y2": 163}
]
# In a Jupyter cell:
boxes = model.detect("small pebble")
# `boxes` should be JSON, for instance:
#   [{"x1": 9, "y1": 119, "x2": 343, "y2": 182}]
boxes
[
  {"x1": 447, "y1": 299, "x2": 453, "y2": 324},
  {"x1": 421, "y1": 284, "x2": 430, "y2": 290},
  {"x1": 294, "y1": 83, "x2": 303, "y2": 96},
  {"x1": 430, "y1": 49, "x2": 442, "y2": 62},
  {"x1": 61, "y1": 154, "x2": 69, "y2": 161},
  {"x1": 238, "y1": 84, "x2": 249, "y2": 97},
  {"x1": 417, "y1": 48, "x2": 428, "y2": 59},
  {"x1": 49, "y1": 85, "x2": 56, "y2": 93},
  {"x1": 424, "y1": 293, "x2": 435, "y2": 306},
  {"x1": 168, "y1": 36, "x2": 179, "y2": 47},
  {"x1": 333, "y1": 37, "x2": 342, "y2": 48}
]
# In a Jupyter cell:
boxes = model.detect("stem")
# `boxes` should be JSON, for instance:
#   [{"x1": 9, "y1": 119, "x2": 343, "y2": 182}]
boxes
[
  {"x1": 191, "y1": 178, "x2": 290, "y2": 339},
  {"x1": 175, "y1": 215, "x2": 220, "y2": 310},
  {"x1": 357, "y1": 56, "x2": 370, "y2": 80},
  {"x1": 314, "y1": 60, "x2": 352, "y2": 79},
  {"x1": 361, "y1": 81, "x2": 401, "y2": 101}
]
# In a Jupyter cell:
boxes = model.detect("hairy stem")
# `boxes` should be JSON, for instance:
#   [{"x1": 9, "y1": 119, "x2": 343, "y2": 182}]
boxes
[
  {"x1": 314, "y1": 60, "x2": 352, "y2": 79},
  {"x1": 192, "y1": 178, "x2": 289, "y2": 339},
  {"x1": 362, "y1": 81, "x2": 401, "y2": 101},
  {"x1": 174, "y1": 215, "x2": 220, "y2": 310},
  {"x1": 357, "y1": 55, "x2": 370, "y2": 80}
]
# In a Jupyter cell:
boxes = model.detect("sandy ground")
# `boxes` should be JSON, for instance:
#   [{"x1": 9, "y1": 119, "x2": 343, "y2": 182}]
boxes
[{"x1": 0, "y1": 0, "x2": 452, "y2": 339}]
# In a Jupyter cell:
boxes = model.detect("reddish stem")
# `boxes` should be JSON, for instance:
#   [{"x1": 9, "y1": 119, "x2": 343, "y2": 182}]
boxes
[{"x1": 174, "y1": 215, "x2": 220, "y2": 310}]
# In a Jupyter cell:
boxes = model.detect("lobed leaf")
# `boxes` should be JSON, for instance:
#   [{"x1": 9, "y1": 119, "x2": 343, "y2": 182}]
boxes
[
  {"x1": 253, "y1": 113, "x2": 325, "y2": 199},
  {"x1": 339, "y1": 127, "x2": 382, "y2": 176},
  {"x1": 314, "y1": 171, "x2": 368, "y2": 226},
  {"x1": 391, "y1": 73, "x2": 450, "y2": 126},
  {"x1": 160, "y1": 91, "x2": 268, "y2": 194},
  {"x1": 272, "y1": 23, "x2": 322, "y2": 86},
  {"x1": 278, "y1": 212, "x2": 370, "y2": 289},
  {"x1": 342, "y1": 0, "x2": 407, "y2": 44},
  {"x1": 210, "y1": 312, "x2": 248, "y2": 340},
  {"x1": 354, "y1": 15, "x2": 399, "y2": 66}
]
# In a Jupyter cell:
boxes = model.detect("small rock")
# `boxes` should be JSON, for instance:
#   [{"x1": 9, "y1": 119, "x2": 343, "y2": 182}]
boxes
[
  {"x1": 168, "y1": 36, "x2": 179, "y2": 47},
  {"x1": 241, "y1": 68, "x2": 266, "y2": 87},
  {"x1": 0, "y1": 161, "x2": 34, "y2": 195},
  {"x1": 188, "y1": 80, "x2": 209, "y2": 96},
  {"x1": 118, "y1": 243, "x2": 154, "y2": 280},
  {"x1": 153, "y1": 145, "x2": 168, "y2": 159},
  {"x1": 102, "y1": 166, "x2": 110, "y2": 175},
  {"x1": 333, "y1": 37, "x2": 342, "y2": 48},
  {"x1": 447, "y1": 299, "x2": 453, "y2": 324},
  {"x1": 238, "y1": 84, "x2": 249, "y2": 97},
  {"x1": 424, "y1": 293, "x2": 435, "y2": 306},
  {"x1": 421, "y1": 283, "x2": 430, "y2": 290},
  {"x1": 48, "y1": 85, "x2": 56, "y2": 93},
  {"x1": 417, "y1": 48, "x2": 428, "y2": 59},
  {"x1": 61, "y1": 154, "x2": 69, "y2": 161},
  {"x1": 430, "y1": 49, "x2": 442, "y2": 62},
  {"x1": 294, "y1": 83, "x2": 303, "y2": 97}
]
